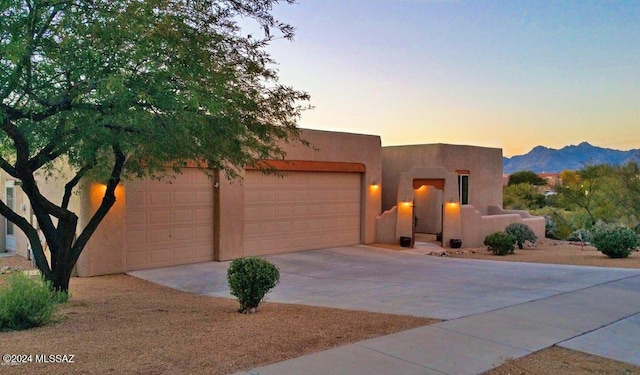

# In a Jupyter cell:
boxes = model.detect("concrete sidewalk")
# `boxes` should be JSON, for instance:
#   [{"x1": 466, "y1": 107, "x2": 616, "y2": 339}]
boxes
[{"x1": 130, "y1": 245, "x2": 640, "y2": 374}]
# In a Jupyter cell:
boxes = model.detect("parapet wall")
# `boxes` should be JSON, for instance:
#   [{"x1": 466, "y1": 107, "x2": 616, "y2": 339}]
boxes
[{"x1": 461, "y1": 205, "x2": 546, "y2": 247}]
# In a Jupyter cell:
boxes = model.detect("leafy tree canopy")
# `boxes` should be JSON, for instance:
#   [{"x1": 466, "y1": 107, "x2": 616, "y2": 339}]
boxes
[
  {"x1": 0, "y1": 0, "x2": 308, "y2": 292},
  {"x1": 503, "y1": 183, "x2": 545, "y2": 210},
  {"x1": 507, "y1": 170, "x2": 547, "y2": 186}
]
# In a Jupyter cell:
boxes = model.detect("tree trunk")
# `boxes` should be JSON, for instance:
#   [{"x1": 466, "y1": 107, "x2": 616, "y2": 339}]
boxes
[{"x1": 50, "y1": 262, "x2": 73, "y2": 293}]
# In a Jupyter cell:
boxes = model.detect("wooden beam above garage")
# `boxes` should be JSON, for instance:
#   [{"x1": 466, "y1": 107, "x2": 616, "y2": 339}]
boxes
[{"x1": 246, "y1": 160, "x2": 366, "y2": 173}]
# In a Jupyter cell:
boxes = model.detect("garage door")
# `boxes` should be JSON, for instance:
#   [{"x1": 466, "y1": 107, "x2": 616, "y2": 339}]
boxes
[
  {"x1": 125, "y1": 170, "x2": 214, "y2": 271},
  {"x1": 244, "y1": 171, "x2": 361, "y2": 256}
]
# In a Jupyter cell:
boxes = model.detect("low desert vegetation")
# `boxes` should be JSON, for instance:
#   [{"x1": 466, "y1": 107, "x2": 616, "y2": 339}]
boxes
[
  {"x1": 590, "y1": 222, "x2": 639, "y2": 258},
  {"x1": 505, "y1": 222, "x2": 538, "y2": 249},
  {"x1": 505, "y1": 162, "x2": 640, "y2": 242},
  {"x1": 227, "y1": 257, "x2": 280, "y2": 313},
  {"x1": 0, "y1": 272, "x2": 67, "y2": 331},
  {"x1": 484, "y1": 232, "x2": 516, "y2": 256}
]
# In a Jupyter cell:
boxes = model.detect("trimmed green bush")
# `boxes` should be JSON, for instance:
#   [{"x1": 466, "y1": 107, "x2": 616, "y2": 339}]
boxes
[
  {"x1": 0, "y1": 273, "x2": 66, "y2": 330},
  {"x1": 505, "y1": 222, "x2": 538, "y2": 249},
  {"x1": 590, "y1": 222, "x2": 639, "y2": 259},
  {"x1": 227, "y1": 257, "x2": 280, "y2": 313},
  {"x1": 484, "y1": 232, "x2": 516, "y2": 256}
]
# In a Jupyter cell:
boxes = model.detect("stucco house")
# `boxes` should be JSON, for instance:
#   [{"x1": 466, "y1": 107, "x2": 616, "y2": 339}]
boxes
[
  {"x1": 376, "y1": 144, "x2": 545, "y2": 248},
  {"x1": 1, "y1": 129, "x2": 381, "y2": 276},
  {"x1": 1, "y1": 129, "x2": 543, "y2": 276}
]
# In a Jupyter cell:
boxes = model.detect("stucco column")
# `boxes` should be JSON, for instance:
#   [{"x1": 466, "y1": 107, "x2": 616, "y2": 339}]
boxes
[
  {"x1": 395, "y1": 172, "x2": 415, "y2": 243},
  {"x1": 442, "y1": 202, "x2": 462, "y2": 247},
  {"x1": 216, "y1": 172, "x2": 245, "y2": 260}
]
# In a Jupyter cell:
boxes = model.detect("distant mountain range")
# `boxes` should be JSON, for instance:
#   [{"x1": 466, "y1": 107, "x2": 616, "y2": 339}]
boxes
[{"x1": 503, "y1": 142, "x2": 640, "y2": 174}]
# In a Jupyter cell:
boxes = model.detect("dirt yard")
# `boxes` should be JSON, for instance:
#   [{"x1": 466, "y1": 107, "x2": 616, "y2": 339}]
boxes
[
  {"x1": 0, "y1": 264, "x2": 436, "y2": 374},
  {"x1": 441, "y1": 239, "x2": 640, "y2": 269},
  {"x1": 1, "y1": 241, "x2": 639, "y2": 374}
]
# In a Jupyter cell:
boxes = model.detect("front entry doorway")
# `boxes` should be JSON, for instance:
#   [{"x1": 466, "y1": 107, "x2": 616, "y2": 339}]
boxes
[{"x1": 413, "y1": 179, "x2": 445, "y2": 246}]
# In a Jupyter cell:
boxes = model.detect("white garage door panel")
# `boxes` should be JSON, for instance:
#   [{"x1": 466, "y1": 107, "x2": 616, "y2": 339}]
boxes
[
  {"x1": 244, "y1": 171, "x2": 361, "y2": 256},
  {"x1": 125, "y1": 170, "x2": 214, "y2": 271}
]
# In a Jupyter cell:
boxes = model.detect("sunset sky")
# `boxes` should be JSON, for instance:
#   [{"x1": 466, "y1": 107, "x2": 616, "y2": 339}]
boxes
[{"x1": 264, "y1": 0, "x2": 639, "y2": 157}]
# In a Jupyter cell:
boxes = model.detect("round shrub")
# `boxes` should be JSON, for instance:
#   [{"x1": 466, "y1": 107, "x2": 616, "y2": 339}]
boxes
[
  {"x1": 0, "y1": 273, "x2": 65, "y2": 330},
  {"x1": 590, "y1": 223, "x2": 639, "y2": 259},
  {"x1": 484, "y1": 232, "x2": 516, "y2": 256},
  {"x1": 505, "y1": 222, "x2": 538, "y2": 249},
  {"x1": 227, "y1": 257, "x2": 280, "y2": 313}
]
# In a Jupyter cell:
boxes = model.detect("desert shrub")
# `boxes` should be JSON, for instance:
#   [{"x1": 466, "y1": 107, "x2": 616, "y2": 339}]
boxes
[
  {"x1": 484, "y1": 232, "x2": 516, "y2": 256},
  {"x1": 227, "y1": 257, "x2": 280, "y2": 313},
  {"x1": 567, "y1": 228, "x2": 591, "y2": 243},
  {"x1": 533, "y1": 208, "x2": 593, "y2": 240},
  {"x1": 505, "y1": 223, "x2": 538, "y2": 249},
  {"x1": 590, "y1": 222, "x2": 639, "y2": 259},
  {"x1": 543, "y1": 215, "x2": 557, "y2": 239},
  {"x1": 0, "y1": 273, "x2": 66, "y2": 330}
]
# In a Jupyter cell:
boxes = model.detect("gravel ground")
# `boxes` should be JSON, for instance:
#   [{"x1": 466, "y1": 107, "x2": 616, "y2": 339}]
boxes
[
  {"x1": 483, "y1": 346, "x2": 640, "y2": 375},
  {"x1": 0, "y1": 260, "x2": 435, "y2": 375},
  {"x1": 442, "y1": 239, "x2": 640, "y2": 269},
  {"x1": 2, "y1": 241, "x2": 640, "y2": 374}
]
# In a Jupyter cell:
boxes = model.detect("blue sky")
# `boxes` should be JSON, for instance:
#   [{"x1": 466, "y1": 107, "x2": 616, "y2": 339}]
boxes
[{"x1": 263, "y1": 0, "x2": 639, "y2": 156}]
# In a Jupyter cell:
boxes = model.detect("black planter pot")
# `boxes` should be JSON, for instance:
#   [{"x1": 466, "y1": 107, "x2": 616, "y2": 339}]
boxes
[
  {"x1": 450, "y1": 239, "x2": 462, "y2": 249},
  {"x1": 400, "y1": 236, "x2": 412, "y2": 248}
]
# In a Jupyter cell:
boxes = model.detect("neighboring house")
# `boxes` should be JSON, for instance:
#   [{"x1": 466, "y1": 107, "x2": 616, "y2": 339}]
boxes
[
  {"x1": 1, "y1": 131, "x2": 544, "y2": 276},
  {"x1": 376, "y1": 144, "x2": 545, "y2": 248},
  {"x1": 539, "y1": 172, "x2": 562, "y2": 188}
]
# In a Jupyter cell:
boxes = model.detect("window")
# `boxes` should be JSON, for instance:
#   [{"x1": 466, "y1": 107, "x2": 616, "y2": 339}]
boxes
[{"x1": 458, "y1": 174, "x2": 469, "y2": 205}]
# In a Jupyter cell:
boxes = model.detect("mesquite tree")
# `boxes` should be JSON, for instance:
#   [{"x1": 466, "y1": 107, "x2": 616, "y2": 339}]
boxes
[{"x1": 0, "y1": 0, "x2": 308, "y2": 293}]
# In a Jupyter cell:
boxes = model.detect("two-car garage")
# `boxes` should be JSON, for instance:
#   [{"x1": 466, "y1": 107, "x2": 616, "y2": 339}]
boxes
[
  {"x1": 124, "y1": 169, "x2": 364, "y2": 271},
  {"x1": 78, "y1": 129, "x2": 381, "y2": 276}
]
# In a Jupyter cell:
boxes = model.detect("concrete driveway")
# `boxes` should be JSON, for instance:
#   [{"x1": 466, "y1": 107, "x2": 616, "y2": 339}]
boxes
[{"x1": 130, "y1": 245, "x2": 640, "y2": 374}]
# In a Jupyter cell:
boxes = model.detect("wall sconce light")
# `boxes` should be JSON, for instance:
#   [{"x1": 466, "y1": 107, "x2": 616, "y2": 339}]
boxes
[{"x1": 370, "y1": 180, "x2": 379, "y2": 189}]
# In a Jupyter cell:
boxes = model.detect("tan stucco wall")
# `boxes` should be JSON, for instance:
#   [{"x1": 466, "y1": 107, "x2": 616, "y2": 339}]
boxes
[
  {"x1": 460, "y1": 205, "x2": 547, "y2": 247},
  {"x1": 392, "y1": 166, "x2": 462, "y2": 247},
  {"x1": 75, "y1": 183, "x2": 127, "y2": 277},
  {"x1": 64, "y1": 128, "x2": 381, "y2": 275},
  {"x1": 218, "y1": 128, "x2": 382, "y2": 260},
  {"x1": 375, "y1": 206, "x2": 397, "y2": 243},
  {"x1": 382, "y1": 144, "x2": 503, "y2": 215},
  {"x1": 379, "y1": 143, "x2": 540, "y2": 248},
  {"x1": 486, "y1": 206, "x2": 546, "y2": 240}
]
